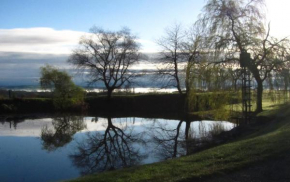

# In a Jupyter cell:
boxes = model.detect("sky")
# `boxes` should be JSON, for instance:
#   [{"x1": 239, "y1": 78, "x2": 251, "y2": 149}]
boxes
[
  {"x1": 0, "y1": 0, "x2": 203, "y2": 53},
  {"x1": 0, "y1": 0, "x2": 290, "y2": 87}
]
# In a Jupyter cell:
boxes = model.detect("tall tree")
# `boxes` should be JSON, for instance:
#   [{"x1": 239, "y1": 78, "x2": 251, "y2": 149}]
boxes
[
  {"x1": 156, "y1": 23, "x2": 186, "y2": 95},
  {"x1": 183, "y1": 24, "x2": 205, "y2": 95},
  {"x1": 198, "y1": 0, "x2": 290, "y2": 112},
  {"x1": 68, "y1": 27, "x2": 141, "y2": 99}
]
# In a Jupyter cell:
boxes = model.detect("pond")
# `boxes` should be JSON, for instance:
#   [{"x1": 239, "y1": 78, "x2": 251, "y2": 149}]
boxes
[{"x1": 0, "y1": 116, "x2": 235, "y2": 182}]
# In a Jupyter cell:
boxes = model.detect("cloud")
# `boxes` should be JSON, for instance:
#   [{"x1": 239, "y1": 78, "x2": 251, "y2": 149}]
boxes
[
  {"x1": 0, "y1": 28, "x2": 86, "y2": 54},
  {"x1": 0, "y1": 27, "x2": 158, "y2": 54},
  {"x1": 0, "y1": 52, "x2": 71, "y2": 86},
  {"x1": 136, "y1": 39, "x2": 159, "y2": 53}
]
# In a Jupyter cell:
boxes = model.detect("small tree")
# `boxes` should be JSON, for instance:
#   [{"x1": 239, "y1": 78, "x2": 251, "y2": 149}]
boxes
[
  {"x1": 68, "y1": 27, "x2": 141, "y2": 99},
  {"x1": 40, "y1": 65, "x2": 85, "y2": 110}
]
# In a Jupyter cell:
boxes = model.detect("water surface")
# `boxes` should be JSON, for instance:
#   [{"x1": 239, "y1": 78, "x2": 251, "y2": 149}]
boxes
[{"x1": 0, "y1": 116, "x2": 235, "y2": 182}]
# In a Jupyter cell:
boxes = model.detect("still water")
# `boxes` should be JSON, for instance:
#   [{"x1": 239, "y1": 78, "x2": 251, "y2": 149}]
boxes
[{"x1": 0, "y1": 116, "x2": 235, "y2": 182}]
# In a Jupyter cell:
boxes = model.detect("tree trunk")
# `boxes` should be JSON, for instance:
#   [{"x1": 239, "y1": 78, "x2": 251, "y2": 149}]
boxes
[
  {"x1": 256, "y1": 80, "x2": 263, "y2": 112},
  {"x1": 173, "y1": 56, "x2": 182, "y2": 95},
  {"x1": 176, "y1": 79, "x2": 182, "y2": 95},
  {"x1": 107, "y1": 88, "x2": 113, "y2": 100},
  {"x1": 174, "y1": 70, "x2": 182, "y2": 95},
  {"x1": 234, "y1": 79, "x2": 237, "y2": 91}
]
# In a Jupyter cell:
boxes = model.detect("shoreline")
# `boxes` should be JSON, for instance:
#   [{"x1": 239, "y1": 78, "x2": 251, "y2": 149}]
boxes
[{"x1": 0, "y1": 93, "x2": 187, "y2": 114}]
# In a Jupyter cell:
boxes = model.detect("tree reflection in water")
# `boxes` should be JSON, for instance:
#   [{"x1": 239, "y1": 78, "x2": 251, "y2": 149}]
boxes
[
  {"x1": 148, "y1": 120, "x2": 189, "y2": 160},
  {"x1": 0, "y1": 117, "x2": 25, "y2": 129},
  {"x1": 41, "y1": 116, "x2": 86, "y2": 151},
  {"x1": 148, "y1": 120, "x2": 230, "y2": 160},
  {"x1": 69, "y1": 117, "x2": 146, "y2": 175},
  {"x1": 39, "y1": 116, "x2": 232, "y2": 174}
]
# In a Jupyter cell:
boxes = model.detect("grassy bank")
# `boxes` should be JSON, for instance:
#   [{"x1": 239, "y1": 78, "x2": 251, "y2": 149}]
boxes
[{"x1": 67, "y1": 102, "x2": 290, "y2": 182}]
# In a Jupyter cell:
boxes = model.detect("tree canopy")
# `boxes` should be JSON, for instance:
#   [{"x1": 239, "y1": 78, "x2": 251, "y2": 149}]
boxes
[
  {"x1": 68, "y1": 27, "x2": 141, "y2": 99},
  {"x1": 197, "y1": 0, "x2": 290, "y2": 112},
  {"x1": 40, "y1": 65, "x2": 85, "y2": 110}
]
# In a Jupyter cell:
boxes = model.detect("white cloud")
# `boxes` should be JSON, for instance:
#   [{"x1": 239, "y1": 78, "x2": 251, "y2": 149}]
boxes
[
  {"x1": 0, "y1": 28, "x2": 86, "y2": 54},
  {"x1": 0, "y1": 27, "x2": 158, "y2": 54},
  {"x1": 136, "y1": 39, "x2": 159, "y2": 53}
]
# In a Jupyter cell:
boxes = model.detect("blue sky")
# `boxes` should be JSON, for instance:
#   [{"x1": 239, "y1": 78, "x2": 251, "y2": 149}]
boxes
[{"x1": 0, "y1": 0, "x2": 203, "y2": 42}]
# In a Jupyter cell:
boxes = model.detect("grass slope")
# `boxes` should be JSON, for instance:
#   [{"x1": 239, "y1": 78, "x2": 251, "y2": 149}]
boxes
[{"x1": 67, "y1": 103, "x2": 290, "y2": 182}]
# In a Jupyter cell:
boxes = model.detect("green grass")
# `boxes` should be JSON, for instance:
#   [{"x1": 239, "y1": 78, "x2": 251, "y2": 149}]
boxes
[{"x1": 67, "y1": 102, "x2": 290, "y2": 182}]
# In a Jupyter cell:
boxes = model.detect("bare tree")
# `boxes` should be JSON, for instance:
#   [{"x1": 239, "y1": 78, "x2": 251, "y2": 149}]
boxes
[
  {"x1": 198, "y1": 0, "x2": 290, "y2": 112},
  {"x1": 156, "y1": 23, "x2": 187, "y2": 95},
  {"x1": 156, "y1": 23, "x2": 205, "y2": 97},
  {"x1": 68, "y1": 27, "x2": 141, "y2": 99}
]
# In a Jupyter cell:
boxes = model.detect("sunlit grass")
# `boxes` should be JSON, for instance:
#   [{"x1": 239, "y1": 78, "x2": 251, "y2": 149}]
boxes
[
  {"x1": 225, "y1": 90, "x2": 290, "y2": 113},
  {"x1": 190, "y1": 91, "x2": 288, "y2": 120}
]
